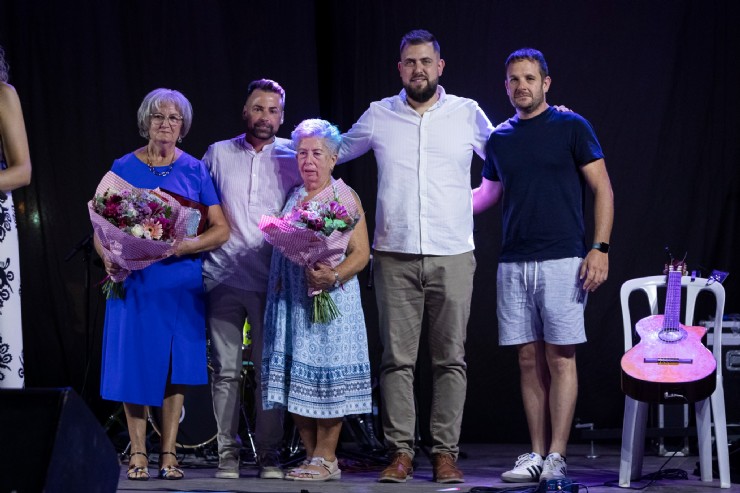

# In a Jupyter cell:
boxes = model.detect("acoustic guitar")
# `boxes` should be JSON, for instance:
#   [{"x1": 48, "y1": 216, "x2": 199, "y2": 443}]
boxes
[{"x1": 620, "y1": 261, "x2": 716, "y2": 403}]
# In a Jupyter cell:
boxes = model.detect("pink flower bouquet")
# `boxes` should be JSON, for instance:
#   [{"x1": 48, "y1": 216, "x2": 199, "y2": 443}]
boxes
[
  {"x1": 259, "y1": 178, "x2": 360, "y2": 323},
  {"x1": 88, "y1": 171, "x2": 193, "y2": 298}
]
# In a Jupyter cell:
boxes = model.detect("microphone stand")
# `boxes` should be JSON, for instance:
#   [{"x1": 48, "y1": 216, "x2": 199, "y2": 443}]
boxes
[{"x1": 64, "y1": 233, "x2": 95, "y2": 398}]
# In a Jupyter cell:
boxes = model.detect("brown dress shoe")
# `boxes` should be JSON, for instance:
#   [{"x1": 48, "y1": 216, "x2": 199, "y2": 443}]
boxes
[
  {"x1": 378, "y1": 452, "x2": 413, "y2": 483},
  {"x1": 433, "y1": 453, "x2": 464, "y2": 483}
]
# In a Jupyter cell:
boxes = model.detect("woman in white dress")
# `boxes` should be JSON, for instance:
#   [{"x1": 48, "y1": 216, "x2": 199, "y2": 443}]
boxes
[{"x1": 0, "y1": 45, "x2": 33, "y2": 388}]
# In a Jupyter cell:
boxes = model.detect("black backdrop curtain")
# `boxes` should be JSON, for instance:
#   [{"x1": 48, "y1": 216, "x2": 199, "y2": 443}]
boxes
[{"x1": 1, "y1": 0, "x2": 738, "y2": 443}]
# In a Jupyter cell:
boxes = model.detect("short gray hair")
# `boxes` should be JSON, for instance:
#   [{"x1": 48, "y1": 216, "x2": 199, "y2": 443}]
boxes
[
  {"x1": 291, "y1": 119, "x2": 341, "y2": 155},
  {"x1": 136, "y1": 88, "x2": 193, "y2": 140}
]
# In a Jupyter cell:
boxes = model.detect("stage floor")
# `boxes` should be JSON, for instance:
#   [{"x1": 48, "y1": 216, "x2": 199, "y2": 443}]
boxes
[{"x1": 114, "y1": 443, "x2": 737, "y2": 492}]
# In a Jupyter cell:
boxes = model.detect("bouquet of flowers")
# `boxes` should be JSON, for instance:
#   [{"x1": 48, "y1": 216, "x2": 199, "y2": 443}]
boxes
[
  {"x1": 88, "y1": 171, "x2": 193, "y2": 298},
  {"x1": 259, "y1": 178, "x2": 359, "y2": 323}
]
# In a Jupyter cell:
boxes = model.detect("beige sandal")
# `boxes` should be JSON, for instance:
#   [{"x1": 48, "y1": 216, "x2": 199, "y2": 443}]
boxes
[
  {"x1": 290, "y1": 456, "x2": 341, "y2": 482},
  {"x1": 284, "y1": 457, "x2": 312, "y2": 481}
]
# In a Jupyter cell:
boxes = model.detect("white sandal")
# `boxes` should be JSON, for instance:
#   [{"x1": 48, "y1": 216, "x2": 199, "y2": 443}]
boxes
[{"x1": 290, "y1": 456, "x2": 341, "y2": 482}]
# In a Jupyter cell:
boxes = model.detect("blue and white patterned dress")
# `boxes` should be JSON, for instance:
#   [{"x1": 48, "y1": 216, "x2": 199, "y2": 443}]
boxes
[
  {"x1": 0, "y1": 139, "x2": 24, "y2": 388},
  {"x1": 262, "y1": 185, "x2": 372, "y2": 418}
]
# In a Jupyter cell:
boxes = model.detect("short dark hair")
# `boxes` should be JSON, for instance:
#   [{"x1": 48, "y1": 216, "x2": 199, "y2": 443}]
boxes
[
  {"x1": 505, "y1": 48, "x2": 549, "y2": 79},
  {"x1": 400, "y1": 29, "x2": 440, "y2": 57},
  {"x1": 246, "y1": 79, "x2": 285, "y2": 109}
]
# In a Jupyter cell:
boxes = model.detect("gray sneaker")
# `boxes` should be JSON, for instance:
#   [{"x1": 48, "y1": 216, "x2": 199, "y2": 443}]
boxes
[
  {"x1": 258, "y1": 453, "x2": 285, "y2": 479},
  {"x1": 215, "y1": 458, "x2": 239, "y2": 479}
]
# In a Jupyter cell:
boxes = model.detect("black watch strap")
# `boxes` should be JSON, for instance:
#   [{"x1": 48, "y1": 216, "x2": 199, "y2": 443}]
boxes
[{"x1": 592, "y1": 242, "x2": 610, "y2": 253}]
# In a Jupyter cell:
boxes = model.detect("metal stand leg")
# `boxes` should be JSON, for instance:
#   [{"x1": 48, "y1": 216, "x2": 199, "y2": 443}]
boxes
[
  {"x1": 239, "y1": 361, "x2": 258, "y2": 462},
  {"x1": 574, "y1": 422, "x2": 599, "y2": 459}
]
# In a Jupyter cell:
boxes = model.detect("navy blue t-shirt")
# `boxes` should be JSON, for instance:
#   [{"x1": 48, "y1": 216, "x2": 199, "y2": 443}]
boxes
[{"x1": 482, "y1": 106, "x2": 604, "y2": 262}]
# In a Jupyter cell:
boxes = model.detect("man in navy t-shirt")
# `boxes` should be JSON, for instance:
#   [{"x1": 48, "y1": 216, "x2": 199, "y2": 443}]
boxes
[{"x1": 473, "y1": 48, "x2": 614, "y2": 483}]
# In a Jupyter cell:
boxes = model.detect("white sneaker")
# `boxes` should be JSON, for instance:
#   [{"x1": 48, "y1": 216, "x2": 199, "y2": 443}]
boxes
[
  {"x1": 540, "y1": 452, "x2": 567, "y2": 480},
  {"x1": 501, "y1": 452, "x2": 543, "y2": 483}
]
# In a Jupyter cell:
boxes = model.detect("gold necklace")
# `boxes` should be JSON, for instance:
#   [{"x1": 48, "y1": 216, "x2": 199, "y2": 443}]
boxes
[{"x1": 146, "y1": 148, "x2": 176, "y2": 177}]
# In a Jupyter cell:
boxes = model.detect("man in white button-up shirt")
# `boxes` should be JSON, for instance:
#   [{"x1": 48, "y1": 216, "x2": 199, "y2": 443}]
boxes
[
  {"x1": 202, "y1": 79, "x2": 302, "y2": 480},
  {"x1": 338, "y1": 30, "x2": 493, "y2": 484}
]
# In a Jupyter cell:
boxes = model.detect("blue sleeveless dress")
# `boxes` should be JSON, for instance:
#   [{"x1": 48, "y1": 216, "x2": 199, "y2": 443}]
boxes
[{"x1": 262, "y1": 185, "x2": 372, "y2": 418}]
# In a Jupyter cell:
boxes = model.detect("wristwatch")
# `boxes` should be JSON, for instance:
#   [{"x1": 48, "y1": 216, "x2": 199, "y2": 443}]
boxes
[
  {"x1": 592, "y1": 242, "x2": 610, "y2": 253},
  {"x1": 332, "y1": 270, "x2": 341, "y2": 288}
]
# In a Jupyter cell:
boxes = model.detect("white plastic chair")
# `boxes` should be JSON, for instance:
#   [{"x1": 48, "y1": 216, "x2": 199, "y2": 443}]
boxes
[{"x1": 619, "y1": 275, "x2": 730, "y2": 488}]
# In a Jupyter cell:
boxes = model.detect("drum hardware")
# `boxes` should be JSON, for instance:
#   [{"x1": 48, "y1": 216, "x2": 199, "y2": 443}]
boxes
[
  {"x1": 238, "y1": 362, "x2": 312, "y2": 466},
  {"x1": 574, "y1": 421, "x2": 599, "y2": 459},
  {"x1": 103, "y1": 403, "x2": 126, "y2": 433},
  {"x1": 285, "y1": 420, "x2": 303, "y2": 458},
  {"x1": 148, "y1": 381, "x2": 218, "y2": 449},
  {"x1": 148, "y1": 365, "x2": 219, "y2": 450},
  {"x1": 344, "y1": 413, "x2": 385, "y2": 452},
  {"x1": 239, "y1": 358, "x2": 258, "y2": 461},
  {"x1": 103, "y1": 403, "x2": 160, "y2": 461}
]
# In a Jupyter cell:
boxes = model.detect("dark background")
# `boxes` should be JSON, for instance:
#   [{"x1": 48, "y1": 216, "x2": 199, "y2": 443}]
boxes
[{"x1": 1, "y1": 0, "x2": 739, "y2": 445}]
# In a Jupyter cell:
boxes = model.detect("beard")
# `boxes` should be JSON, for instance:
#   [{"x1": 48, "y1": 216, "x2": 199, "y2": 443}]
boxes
[
  {"x1": 247, "y1": 121, "x2": 276, "y2": 141},
  {"x1": 510, "y1": 90, "x2": 545, "y2": 114},
  {"x1": 404, "y1": 77, "x2": 438, "y2": 104}
]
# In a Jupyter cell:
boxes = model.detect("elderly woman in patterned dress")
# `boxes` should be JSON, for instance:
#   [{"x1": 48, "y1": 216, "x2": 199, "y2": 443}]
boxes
[{"x1": 261, "y1": 119, "x2": 371, "y2": 482}]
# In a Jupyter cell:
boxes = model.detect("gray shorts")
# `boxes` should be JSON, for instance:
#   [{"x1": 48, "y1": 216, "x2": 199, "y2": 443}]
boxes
[{"x1": 497, "y1": 257, "x2": 587, "y2": 346}]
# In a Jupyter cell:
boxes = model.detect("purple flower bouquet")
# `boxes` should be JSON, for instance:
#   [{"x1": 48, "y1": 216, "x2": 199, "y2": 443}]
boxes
[
  {"x1": 88, "y1": 171, "x2": 193, "y2": 298},
  {"x1": 259, "y1": 178, "x2": 360, "y2": 323}
]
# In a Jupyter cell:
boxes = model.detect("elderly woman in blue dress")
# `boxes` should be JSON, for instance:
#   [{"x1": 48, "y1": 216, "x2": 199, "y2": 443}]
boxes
[
  {"x1": 93, "y1": 88, "x2": 229, "y2": 481},
  {"x1": 262, "y1": 119, "x2": 372, "y2": 482}
]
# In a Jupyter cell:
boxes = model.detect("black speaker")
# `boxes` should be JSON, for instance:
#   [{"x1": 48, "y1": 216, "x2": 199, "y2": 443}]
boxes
[
  {"x1": 720, "y1": 347, "x2": 740, "y2": 423},
  {"x1": 0, "y1": 387, "x2": 120, "y2": 493}
]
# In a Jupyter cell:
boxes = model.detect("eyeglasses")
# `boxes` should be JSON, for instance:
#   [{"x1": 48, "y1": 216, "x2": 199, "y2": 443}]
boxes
[{"x1": 150, "y1": 113, "x2": 184, "y2": 126}]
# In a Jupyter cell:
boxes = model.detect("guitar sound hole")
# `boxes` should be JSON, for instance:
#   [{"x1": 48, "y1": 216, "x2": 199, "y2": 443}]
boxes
[{"x1": 658, "y1": 328, "x2": 686, "y2": 343}]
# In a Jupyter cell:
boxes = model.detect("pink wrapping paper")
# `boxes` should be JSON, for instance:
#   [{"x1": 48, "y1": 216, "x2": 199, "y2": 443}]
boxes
[
  {"x1": 88, "y1": 171, "x2": 192, "y2": 282},
  {"x1": 259, "y1": 178, "x2": 359, "y2": 290}
]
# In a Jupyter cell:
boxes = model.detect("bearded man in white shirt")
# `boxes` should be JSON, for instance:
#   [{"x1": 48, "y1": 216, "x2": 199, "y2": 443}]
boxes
[
  {"x1": 202, "y1": 79, "x2": 302, "y2": 480},
  {"x1": 339, "y1": 29, "x2": 493, "y2": 484}
]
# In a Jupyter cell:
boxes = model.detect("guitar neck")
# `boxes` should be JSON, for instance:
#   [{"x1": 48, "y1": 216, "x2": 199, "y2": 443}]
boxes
[{"x1": 663, "y1": 270, "x2": 682, "y2": 329}]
